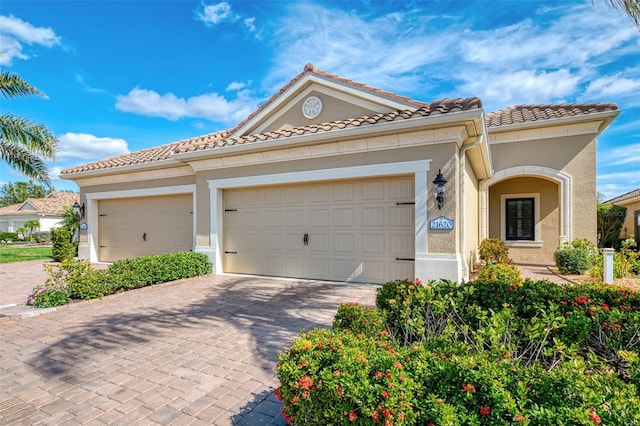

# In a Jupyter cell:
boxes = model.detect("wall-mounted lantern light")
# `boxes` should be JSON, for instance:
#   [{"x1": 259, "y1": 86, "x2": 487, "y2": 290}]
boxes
[
  {"x1": 72, "y1": 201, "x2": 85, "y2": 219},
  {"x1": 432, "y1": 169, "x2": 447, "y2": 210}
]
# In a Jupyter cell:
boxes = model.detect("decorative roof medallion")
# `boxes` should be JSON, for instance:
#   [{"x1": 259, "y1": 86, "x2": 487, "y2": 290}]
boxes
[{"x1": 302, "y1": 96, "x2": 322, "y2": 119}]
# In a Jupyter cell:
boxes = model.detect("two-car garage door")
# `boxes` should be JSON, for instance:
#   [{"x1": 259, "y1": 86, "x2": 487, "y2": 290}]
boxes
[
  {"x1": 223, "y1": 176, "x2": 415, "y2": 284},
  {"x1": 98, "y1": 194, "x2": 193, "y2": 262}
]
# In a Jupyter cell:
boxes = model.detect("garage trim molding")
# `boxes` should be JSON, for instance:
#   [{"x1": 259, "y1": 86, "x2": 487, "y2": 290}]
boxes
[
  {"x1": 82, "y1": 184, "x2": 196, "y2": 263},
  {"x1": 205, "y1": 160, "x2": 432, "y2": 276}
]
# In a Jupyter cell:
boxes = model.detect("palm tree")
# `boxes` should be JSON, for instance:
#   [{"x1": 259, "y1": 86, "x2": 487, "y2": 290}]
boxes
[
  {"x1": 0, "y1": 71, "x2": 58, "y2": 187},
  {"x1": 24, "y1": 219, "x2": 40, "y2": 241}
]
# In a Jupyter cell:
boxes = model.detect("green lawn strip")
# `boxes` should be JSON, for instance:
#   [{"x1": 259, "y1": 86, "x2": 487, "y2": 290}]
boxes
[{"x1": 0, "y1": 245, "x2": 52, "y2": 263}]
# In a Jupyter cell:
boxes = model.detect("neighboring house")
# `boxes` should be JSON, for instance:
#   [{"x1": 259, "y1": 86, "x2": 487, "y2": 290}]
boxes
[
  {"x1": 606, "y1": 188, "x2": 640, "y2": 244},
  {"x1": 0, "y1": 191, "x2": 79, "y2": 234},
  {"x1": 61, "y1": 64, "x2": 619, "y2": 283}
]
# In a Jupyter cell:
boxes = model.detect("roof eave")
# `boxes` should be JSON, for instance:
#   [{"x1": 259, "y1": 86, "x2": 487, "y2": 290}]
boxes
[
  {"x1": 60, "y1": 158, "x2": 187, "y2": 180},
  {"x1": 173, "y1": 109, "x2": 485, "y2": 162},
  {"x1": 487, "y1": 109, "x2": 620, "y2": 134}
]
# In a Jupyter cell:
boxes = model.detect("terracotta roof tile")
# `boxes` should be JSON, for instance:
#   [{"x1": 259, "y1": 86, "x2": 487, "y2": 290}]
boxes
[
  {"x1": 0, "y1": 193, "x2": 79, "y2": 216},
  {"x1": 171, "y1": 97, "x2": 482, "y2": 155},
  {"x1": 606, "y1": 188, "x2": 640, "y2": 205},
  {"x1": 228, "y1": 63, "x2": 428, "y2": 135},
  {"x1": 485, "y1": 103, "x2": 618, "y2": 127}
]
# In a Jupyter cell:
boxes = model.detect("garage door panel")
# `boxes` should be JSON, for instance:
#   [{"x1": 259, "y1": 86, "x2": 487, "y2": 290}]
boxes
[
  {"x1": 223, "y1": 176, "x2": 414, "y2": 283},
  {"x1": 389, "y1": 179, "x2": 414, "y2": 200},
  {"x1": 362, "y1": 207, "x2": 385, "y2": 226},
  {"x1": 362, "y1": 235, "x2": 385, "y2": 253},
  {"x1": 285, "y1": 210, "x2": 304, "y2": 227},
  {"x1": 334, "y1": 209, "x2": 354, "y2": 226},
  {"x1": 309, "y1": 209, "x2": 330, "y2": 227},
  {"x1": 390, "y1": 235, "x2": 414, "y2": 255},
  {"x1": 362, "y1": 181, "x2": 385, "y2": 200},
  {"x1": 309, "y1": 233, "x2": 330, "y2": 251},
  {"x1": 334, "y1": 259, "x2": 357, "y2": 280},
  {"x1": 362, "y1": 261, "x2": 385, "y2": 282},
  {"x1": 98, "y1": 194, "x2": 193, "y2": 263}
]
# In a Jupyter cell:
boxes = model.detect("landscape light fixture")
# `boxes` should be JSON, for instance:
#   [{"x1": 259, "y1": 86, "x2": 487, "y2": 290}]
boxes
[
  {"x1": 72, "y1": 201, "x2": 85, "y2": 219},
  {"x1": 432, "y1": 169, "x2": 447, "y2": 210}
]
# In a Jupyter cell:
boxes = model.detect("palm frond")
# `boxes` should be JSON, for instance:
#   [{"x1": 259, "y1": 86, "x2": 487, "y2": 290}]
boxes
[
  {"x1": 0, "y1": 113, "x2": 58, "y2": 158},
  {"x1": 0, "y1": 140, "x2": 52, "y2": 186},
  {"x1": 0, "y1": 71, "x2": 44, "y2": 99},
  {"x1": 602, "y1": 0, "x2": 640, "y2": 29}
]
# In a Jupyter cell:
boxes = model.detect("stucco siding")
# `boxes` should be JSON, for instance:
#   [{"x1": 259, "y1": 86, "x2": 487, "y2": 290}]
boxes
[
  {"x1": 619, "y1": 200, "x2": 640, "y2": 240},
  {"x1": 464, "y1": 158, "x2": 479, "y2": 272},
  {"x1": 489, "y1": 177, "x2": 559, "y2": 263}
]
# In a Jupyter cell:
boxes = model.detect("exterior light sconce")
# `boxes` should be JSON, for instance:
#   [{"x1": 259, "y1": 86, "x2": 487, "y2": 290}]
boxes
[
  {"x1": 432, "y1": 169, "x2": 447, "y2": 210},
  {"x1": 72, "y1": 201, "x2": 85, "y2": 219}
]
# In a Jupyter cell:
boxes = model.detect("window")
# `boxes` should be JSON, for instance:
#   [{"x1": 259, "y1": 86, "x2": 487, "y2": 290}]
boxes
[{"x1": 505, "y1": 197, "x2": 534, "y2": 241}]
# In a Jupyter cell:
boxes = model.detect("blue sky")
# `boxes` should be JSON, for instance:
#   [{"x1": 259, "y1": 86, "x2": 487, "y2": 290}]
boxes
[{"x1": 1, "y1": 0, "x2": 638, "y2": 199}]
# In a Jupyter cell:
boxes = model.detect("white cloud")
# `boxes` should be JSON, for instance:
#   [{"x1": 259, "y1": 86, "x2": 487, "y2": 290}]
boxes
[
  {"x1": 195, "y1": 2, "x2": 236, "y2": 26},
  {"x1": 599, "y1": 142, "x2": 640, "y2": 167},
  {"x1": 115, "y1": 87, "x2": 259, "y2": 125},
  {"x1": 265, "y1": 4, "x2": 457, "y2": 94},
  {"x1": 462, "y1": 69, "x2": 581, "y2": 107},
  {"x1": 585, "y1": 75, "x2": 640, "y2": 99},
  {"x1": 0, "y1": 15, "x2": 61, "y2": 66},
  {"x1": 56, "y1": 133, "x2": 129, "y2": 163},
  {"x1": 226, "y1": 81, "x2": 246, "y2": 91},
  {"x1": 266, "y1": 2, "x2": 637, "y2": 112},
  {"x1": 244, "y1": 17, "x2": 256, "y2": 33}
]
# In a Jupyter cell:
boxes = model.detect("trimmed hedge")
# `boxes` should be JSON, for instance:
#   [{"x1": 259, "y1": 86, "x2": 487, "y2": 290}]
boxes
[
  {"x1": 277, "y1": 279, "x2": 640, "y2": 425},
  {"x1": 51, "y1": 227, "x2": 77, "y2": 261},
  {"x1": 0, "y1": 231, "x2": 18, "y2": 242},
  {"x1": 27, "y1": 252, "x2": 212, "y2": 307}
]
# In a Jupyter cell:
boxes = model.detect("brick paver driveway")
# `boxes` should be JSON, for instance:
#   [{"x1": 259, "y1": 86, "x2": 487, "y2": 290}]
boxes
[{"x1": 0, "y1": 274, "x2": 378, "y2": 425}]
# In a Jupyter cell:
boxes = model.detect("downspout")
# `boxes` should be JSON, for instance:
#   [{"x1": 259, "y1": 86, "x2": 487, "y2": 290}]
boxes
[{"x1": 459, "y1": 135, "x2": 483, "y2": 282}]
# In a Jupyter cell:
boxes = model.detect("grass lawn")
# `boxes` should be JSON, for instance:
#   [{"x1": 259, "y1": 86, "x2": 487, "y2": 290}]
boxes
[{"x1": 0, "y1": 245, "x2": 52, "y2": 263}]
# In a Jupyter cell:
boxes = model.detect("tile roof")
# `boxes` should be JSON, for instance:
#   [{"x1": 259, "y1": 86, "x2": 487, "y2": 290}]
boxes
[
  {"x1": 485, "y1": 103, "x2": 618, "y2": 127},
  {"x1": 59, "y1": 65, "x2": 618, "y2": 177},
  {"x1": 606, "y1": 188, "x2": 640, "y2": 205},
  {"x1": 174, "y1": 97, "x2": 482, "y2": 155},
  {"x1": 61, "y1": 97, "x2": 481, "y2": 175},
  {"x1": 228, "y1": 63, "x2": 428, "y2": 136},
  {"x1": 0, "y1": 193, "x2": 79, "y2": 216}
]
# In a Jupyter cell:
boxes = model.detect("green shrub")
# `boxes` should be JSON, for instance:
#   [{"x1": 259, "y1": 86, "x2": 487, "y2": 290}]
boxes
[
  {"x1": 0, "y1": 231, "x2": 17, "y2": 242},
  {"x1": 277, "y1": 279, "x2": 640, "y2": 424},
  {"x1": 50, "y1": 227, "x2": 77, "y2": 262},
  {"x1": 333, "y1": 302, "x2": 385, "y2": 338},
  {"x1": 33, "y1": 231, "x2": 52, "y2": 244},
  {"x1": 475, "y1": 262, "x2": 523, "y2": 285},
  {"x1": 108, "y1": 252, "x2": 212, "y2": 286},
  {"x1": 478, "y1": 238, "x2": 510, "y2": 264},
  {"x1": 26, "y1": 278, "x2": 69, "y2": 307},
  {"x1": 555, "y1": 244, "x2": 591, "y2": 274},
  {"x1": 31, "y1": 252, "x2": 212, "y2": 307}
]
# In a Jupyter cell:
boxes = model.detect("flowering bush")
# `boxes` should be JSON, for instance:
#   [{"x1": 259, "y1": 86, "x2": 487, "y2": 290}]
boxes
[
  {"x1": 475, "y1": 263, "x2": 523, "y2": 285},
  {"x1": 478, "y1": 238, "x2": 510, "y2": 264},
  {"x1": 26, "y1": 282, "x2": 68, "y2": 308},
  {"x1": 277, "y1": 279, "x2": 640, "y2": 424}
]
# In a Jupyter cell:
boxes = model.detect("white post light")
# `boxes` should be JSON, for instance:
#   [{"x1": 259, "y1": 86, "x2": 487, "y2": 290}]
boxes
[{"x1": 603, "y1": 248, "x2": 614, "y2": 285}]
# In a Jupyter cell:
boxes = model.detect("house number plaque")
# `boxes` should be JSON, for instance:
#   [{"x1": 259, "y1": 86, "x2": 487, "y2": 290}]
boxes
[{"x1": 429, "y1": 216, "x2": 454, "y2": 230}]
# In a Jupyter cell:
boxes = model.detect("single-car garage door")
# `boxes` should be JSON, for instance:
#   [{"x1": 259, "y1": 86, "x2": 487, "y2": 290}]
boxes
[
  {"x1": 223, "y1": 176, "x2": 415, "y2": 284},
  {"x1": 98, "y1": 194, "x2": 193, "y2": 262}
]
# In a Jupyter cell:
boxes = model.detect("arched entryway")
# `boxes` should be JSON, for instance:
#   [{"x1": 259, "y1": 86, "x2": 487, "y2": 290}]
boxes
[{"x1": 480, "y1": 166, "x2": 571, "y2": 264}]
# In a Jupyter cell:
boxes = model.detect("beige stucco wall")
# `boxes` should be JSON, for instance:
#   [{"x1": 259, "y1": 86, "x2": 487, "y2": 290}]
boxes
[
  {"x1": 618, "y1": 199, "x2": 640, "y2": 240},
  {"x1": 193, "y1": 138, "x2": 462, "y2": 255},
  {"x1": 489, "y1": 177, "x2": 559, "y2": 263},
  {"x1": 262, "y1": 90, "x2": 380, "y2": 133},
  {"x1": 464, "y1": 157, "x2": 479, "y2": 272},
  {"x1": 488, "y1": 133, "x2": 598, "y2": 261}
]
